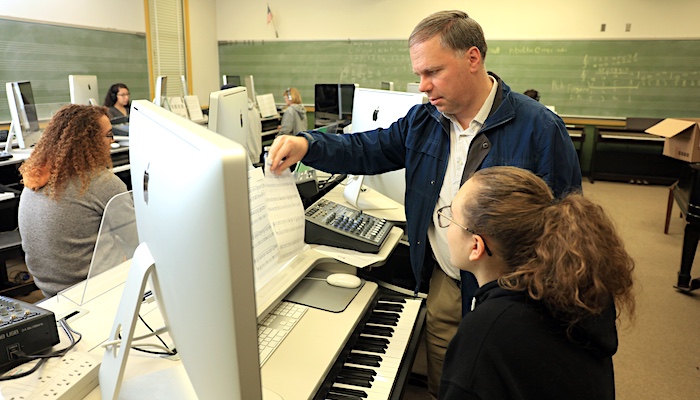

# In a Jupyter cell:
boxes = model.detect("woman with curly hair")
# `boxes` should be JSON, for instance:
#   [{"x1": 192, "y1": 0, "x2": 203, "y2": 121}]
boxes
[
  {"x1": 18, "y1": 104, "x2": 129, "y2": 298},
  {"x1": 437, "y1": 166, "x2": 635, "y2": 400}
]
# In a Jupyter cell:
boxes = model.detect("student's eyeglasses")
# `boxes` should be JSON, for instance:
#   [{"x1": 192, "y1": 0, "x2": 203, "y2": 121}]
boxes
[
  {"x1": 105, "y1": 130, "x2": 114, "y2": 139},
  {"x1": 437, "y1": 205, "x2": 493, "y2": 256},
  {"x1": 117, "y1": 93, "x2": 130, "y2": 97}
]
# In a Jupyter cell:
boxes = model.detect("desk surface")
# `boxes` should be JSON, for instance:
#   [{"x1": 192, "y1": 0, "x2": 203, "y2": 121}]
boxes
[{"x1": 6, "y1": 224, "x2": 403, "y2": 399}]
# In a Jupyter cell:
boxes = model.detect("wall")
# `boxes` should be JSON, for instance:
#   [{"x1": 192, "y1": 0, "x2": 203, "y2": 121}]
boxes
[
  {"x1": 186, "y1": 0, "x2": 220, "y2": 106},
  {"x1": 217, "y1": 0, "x2": 700, "y2": 41},
  {"x1": 1, "y1": 0, "x2": 145, "y2": 33}
]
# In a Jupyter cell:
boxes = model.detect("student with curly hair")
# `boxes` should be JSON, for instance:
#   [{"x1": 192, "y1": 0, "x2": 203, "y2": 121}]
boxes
[
  {"x1": 438, "y1": 166, "x2": 635, "y2": 400},
  {"x1": 18, "y1": 104, "x2": 130, "y2": 297}
]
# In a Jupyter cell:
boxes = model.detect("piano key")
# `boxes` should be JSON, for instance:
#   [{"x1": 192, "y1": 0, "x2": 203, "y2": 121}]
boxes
[
  {"x1": 328, "y1": 386, "x2": 368, "y2": 396},
  {"x1": 335, "y1": 376, "x2": 372, "y2": 388},
  {"x1": 374, "y1": 303, "x2": 404, "y2": 312},
  {"x1": 319, "y1": 297, "x2": 423, "y2": 400},
  {"x1": 327, "y1": 386, "x2": 368, "y2": 398},
  {"x1": 329, "y1": 298, "x2": 422, "y2": 399},
  {"x1": 326, "y1": 392, "x2": 363, "y2": 400},
  {"x1": 361, "y1": 325, "x2": 393, "y2": 337}
]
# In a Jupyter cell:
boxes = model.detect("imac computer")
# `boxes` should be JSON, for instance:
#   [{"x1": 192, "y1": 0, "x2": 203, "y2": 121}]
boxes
[
  {"x1": 101, "y1": 100, "x2": 312, "y2": 399},
  {"x1": 314, "y1": 83, "x2": 340, "y2": 123},
  {"x1": 180, "y1": 75, "x2": 188, "y2": 96},
  {"x1": 314, "y1": 83, "x2": 357, "y2": 126},
  {"x1": 344, "y1": 88, "x2": 428, "y2": 210},
  {"x1": 68, "y1": 75, "x2": 99, "y2": 105},
  {"x1": 380, "y1": 81, "x2": 394, "y2": 91},
  {"x1": 223, "y1": 74, "x2": 242, "y2": 87},
  {"x1": 5, "y1": 81, "x2": 43, "y2": 150},
  {"x1": 244, "y1": 75, "x2": 257, "y2": 105},
  {"x1": 153, "y1": 75, "x2": 168, "y2": 107},
  {"x1": 208, "y1": 86, "x2": 256, "y2": 164},
  {"x1": 339, "y1": 83, "x2": 357, "y2": 121}
]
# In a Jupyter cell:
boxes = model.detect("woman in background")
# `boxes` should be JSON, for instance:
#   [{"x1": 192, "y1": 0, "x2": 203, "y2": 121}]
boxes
[
  {"x1": 438, "y1": 166, "x2": 635, "y2": 400},
  {"x1": 103, "y1": 83, "x2": 131, "y2": 120},
  {"x1": 279, "y1": 87, "x2": 307, "y2": 135},
  {"x1": 18, "y1": 104, "x2": 130, "y2": 298}
]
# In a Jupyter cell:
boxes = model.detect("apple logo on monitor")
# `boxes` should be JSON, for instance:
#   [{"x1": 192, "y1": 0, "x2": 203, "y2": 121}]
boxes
[
  {"x1": 373, "y1": 107, "x2": 379, "y2": 121},
  {"x1": 143, "y1": 164, "x2": 150, "y2": 204}
]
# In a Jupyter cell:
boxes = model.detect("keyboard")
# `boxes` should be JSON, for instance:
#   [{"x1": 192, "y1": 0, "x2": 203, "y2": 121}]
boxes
[{"x1": 258, "y1": 301, "x2": 308, "y2": 366}]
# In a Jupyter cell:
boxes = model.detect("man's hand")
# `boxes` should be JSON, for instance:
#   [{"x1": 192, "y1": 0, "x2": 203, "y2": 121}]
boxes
[{"x1": 268, "y1": 135, "x2": 309, "y2": 174}]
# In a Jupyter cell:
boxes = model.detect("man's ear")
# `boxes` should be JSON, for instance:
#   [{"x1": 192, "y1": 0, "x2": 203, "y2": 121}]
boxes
[{"x1": 466, "y1": 46, "x2": 482, "y2": 70}]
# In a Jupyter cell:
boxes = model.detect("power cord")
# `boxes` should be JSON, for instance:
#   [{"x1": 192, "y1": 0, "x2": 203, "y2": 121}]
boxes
[{"x1": 0, "y1": 318, "x2": 83, "y2": 381}]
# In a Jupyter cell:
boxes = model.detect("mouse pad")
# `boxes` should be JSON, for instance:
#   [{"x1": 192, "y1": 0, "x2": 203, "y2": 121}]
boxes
[{"x1": 284, "y1": 277, "x2": 364, "y2": 313}]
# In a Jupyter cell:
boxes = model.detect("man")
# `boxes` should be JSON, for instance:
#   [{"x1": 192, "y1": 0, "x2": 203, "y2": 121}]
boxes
[{"x1": 268, "y1": 10, "x2": 582, "y2": 398}]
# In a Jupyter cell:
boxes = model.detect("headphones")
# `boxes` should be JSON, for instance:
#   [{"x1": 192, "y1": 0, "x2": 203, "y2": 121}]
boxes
[
  {"x1": 109, "y1": 85, "x2": 120, "y2": 103},
  {"x1": 286, "y1": 88, "x2": 292, "y2": 101}
]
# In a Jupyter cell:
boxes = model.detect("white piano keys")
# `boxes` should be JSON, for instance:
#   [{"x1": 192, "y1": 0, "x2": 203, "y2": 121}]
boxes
[{"x1": 327, "y1": 298, "x2": 422, "y2": 400}]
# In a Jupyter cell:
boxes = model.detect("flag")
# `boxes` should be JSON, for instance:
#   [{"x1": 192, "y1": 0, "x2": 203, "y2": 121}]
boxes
[{"x1": 266, "y1": 4, "x2": 273, "y2": 24}]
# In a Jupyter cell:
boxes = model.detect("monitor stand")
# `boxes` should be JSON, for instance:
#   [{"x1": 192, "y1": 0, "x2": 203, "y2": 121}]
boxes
[
  {"x1": 100, "y1": 243, "x2": 160, "y2": 400},
  {"x1": 4, "y1": 122, "x2": 15, "y2": 152},
  {"x1": 343, "y1": 175, "x2": 399, "y2": 210}
]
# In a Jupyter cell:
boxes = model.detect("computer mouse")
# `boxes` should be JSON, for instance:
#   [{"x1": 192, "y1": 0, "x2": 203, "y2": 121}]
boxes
[
  {"x1": 110, "y1": 142, "x2": 120, "y2": 149},
  {"x1": 326, "y1": 273, "x2": 362, "y2": 289}
]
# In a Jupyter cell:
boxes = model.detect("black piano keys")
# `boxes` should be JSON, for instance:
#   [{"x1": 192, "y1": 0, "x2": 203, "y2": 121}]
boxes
[{"x1": 315, "y1": 293, "x2": 425, "y2": 400}]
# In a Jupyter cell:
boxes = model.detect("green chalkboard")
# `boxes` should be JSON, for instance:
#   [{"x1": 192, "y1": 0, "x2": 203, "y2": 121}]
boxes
[
  {"x1": 0, "y1": 18, "x2": 149, "y2": 122},
  {"x1": 219, "y1": 39, "x2": 700, "y2": 119}
]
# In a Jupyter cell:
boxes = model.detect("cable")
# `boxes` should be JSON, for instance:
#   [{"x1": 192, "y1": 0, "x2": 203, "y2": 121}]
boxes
[
  {"x1": 100, "y1": 314, "x2": 177, "y2": 357},
  {"x1": 0, "y1": 318, "x2": 83, "y2": 381}
]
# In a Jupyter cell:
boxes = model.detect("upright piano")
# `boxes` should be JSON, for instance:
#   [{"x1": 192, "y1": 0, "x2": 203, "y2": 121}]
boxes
[{"x1": 672, "y1": 163, "x2": 700, "y2": 292}]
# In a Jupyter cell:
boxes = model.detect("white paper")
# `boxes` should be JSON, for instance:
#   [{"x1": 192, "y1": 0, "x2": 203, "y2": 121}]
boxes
[
  {"x1": 256, "y1": 93, "x2": 278, "y2": 118},
  {"x1": 247, "y1": 166, "x2": 306, "y2": 290},
  {"x1": 167, "y1": 97, "x2": 189, "y2": 119},
  {"x1": 263, "y1": 163, "x2": 306, "y2": 262},
  {"x1": 248, "y1": 168, "x2": 280, "y2": 287},
  {"x1": 184, "y1": 95, "x2": 204, "y2": 122},
  {"x1": 311, "y1": 245, "x2": 383, "y2": 268}
]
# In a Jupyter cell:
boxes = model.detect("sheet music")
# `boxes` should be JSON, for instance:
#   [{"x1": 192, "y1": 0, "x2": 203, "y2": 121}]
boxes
[
  {"x1": 247, "y1": 166, "x2": 305, "y2": 289},
  {"x1": 248, "y1": 168, "x2": 280, "y2": 288},
  {"x1": 184, "y1": 95, "x2": 204, "y2": 121},
  {"x1": 167, "y1": 97, "x2": 189, "y2": 119},
  {"x1": 263, "y1": 163, "x2": 306, "y2": 261},
  {"x1": 256, "y1": 93, "x2": 278, "y2": 118}
]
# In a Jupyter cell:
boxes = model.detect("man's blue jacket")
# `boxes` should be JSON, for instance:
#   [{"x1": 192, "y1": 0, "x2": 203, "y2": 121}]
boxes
[{"x1": 300, "y1": 74, "x2": 582, "y2": 315}]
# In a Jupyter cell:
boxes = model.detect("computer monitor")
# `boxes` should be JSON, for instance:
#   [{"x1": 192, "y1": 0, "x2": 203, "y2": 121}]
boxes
[
  {"x1": 314, "y1": 84, "x2": 340, "y2": 122},
  {"x1": 344, "y1": 88, "x2": 428, "y2": 209},
  {"x1": 314, "y1": 83, "x2": 357, "y2": 123},
  {"x1": 208, "y1": 86, "x2": 255, "y2": 164},
  {"x1": 153, "y1": 75, "x2": 168, "y2": 107},
  {"x1": 100, "y1": 99, "x2": 260, "y2": 399},
  {"x1": 339, "y1": 84, "x2": 357, "y2": 121},
  {"x1": 244, "y1": 75, "x2": 257, "y2": 105},
  {"x1": 101, "y1": 99, "x2": 313, "y2": 399},
  {"x1": 223, "y1": 75, "x2": 242, "y2": 87},
  {"x1": 68, "y1": 75, "x2": 99, "y2": 105},
  {"x1": 380, "y1": 81, "x2": 394, "y2": 91},
  {"x1": 180, "y1": 75, "x2": 188, "y2": 96},
  {"x1": 5, "y1": 81, "x2": 42, "y2": 150}
]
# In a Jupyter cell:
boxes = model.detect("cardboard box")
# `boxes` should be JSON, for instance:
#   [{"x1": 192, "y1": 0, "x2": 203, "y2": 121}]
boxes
[{"x1": 645, "y1": 118, "x2": 700, "y2": 163}]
